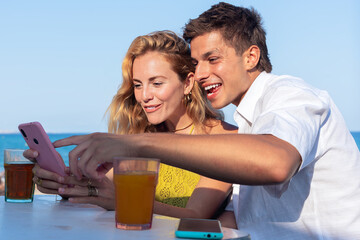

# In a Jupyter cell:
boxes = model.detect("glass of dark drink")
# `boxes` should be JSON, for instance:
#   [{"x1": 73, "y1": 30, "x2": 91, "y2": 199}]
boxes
[{"x1": 4, "y1": 149, "x2": 35, "y2": 203}]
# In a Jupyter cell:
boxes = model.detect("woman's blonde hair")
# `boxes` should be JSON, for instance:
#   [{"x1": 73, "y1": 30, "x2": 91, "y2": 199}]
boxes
[{"x1": 107, "y1": 30, "x2": 222, "y2": 134}]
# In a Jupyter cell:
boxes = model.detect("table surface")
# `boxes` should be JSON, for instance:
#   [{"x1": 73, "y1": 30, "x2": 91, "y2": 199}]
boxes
[{"x1": 0, "y1": 195, "x2": 250, "y2": 240}]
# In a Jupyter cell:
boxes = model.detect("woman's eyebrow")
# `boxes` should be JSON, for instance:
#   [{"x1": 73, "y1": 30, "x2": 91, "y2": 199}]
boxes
[
  {"x1": 149, "y1": 75, "x2": 167, "y2": 81},
  {"x1": 133, "y1": 75, "x2": 167, "y2": 83},
  {"x1": 132, "y1": 78, "x2": 142, "y2": 83}
]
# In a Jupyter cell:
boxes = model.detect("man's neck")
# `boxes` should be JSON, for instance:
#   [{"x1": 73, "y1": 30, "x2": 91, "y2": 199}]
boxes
[
  {"x1": 232, "y1": 70, "x2": 262, "y2": 106},
  {"x1": 249, "y1": 69, "x2": 262, "y2": 83}
]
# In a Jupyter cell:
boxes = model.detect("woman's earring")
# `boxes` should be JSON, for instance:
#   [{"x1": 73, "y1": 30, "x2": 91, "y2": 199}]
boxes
[{"x1": 184, "y1": 91, "x2": 192, "y2": 105}]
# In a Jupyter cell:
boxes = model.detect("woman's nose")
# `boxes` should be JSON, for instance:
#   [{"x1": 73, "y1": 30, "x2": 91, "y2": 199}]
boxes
[{"x1": 142, "y1": 87, "x2": 154, "y2": 102}]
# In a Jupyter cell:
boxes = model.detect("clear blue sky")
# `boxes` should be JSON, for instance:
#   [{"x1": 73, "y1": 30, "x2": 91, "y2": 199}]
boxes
[{"x1": 1, "y1": 0, "x2": 359, "y2": 133}]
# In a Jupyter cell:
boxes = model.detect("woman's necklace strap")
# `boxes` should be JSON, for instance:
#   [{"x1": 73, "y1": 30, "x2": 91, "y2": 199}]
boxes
[{"x1": 172, "y1": 122, "x2": 193, "y2": 132}]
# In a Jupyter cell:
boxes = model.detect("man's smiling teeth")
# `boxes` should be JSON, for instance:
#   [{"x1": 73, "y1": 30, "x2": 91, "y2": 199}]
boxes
[{"x1": 204, "y1": 84, "x2": 221, "y2": 91}]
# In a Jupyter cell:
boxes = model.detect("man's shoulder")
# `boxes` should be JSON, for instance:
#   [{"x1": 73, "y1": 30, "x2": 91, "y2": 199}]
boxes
[
  {"x1": 261, "y1": 73, "x2": 325, "y2": 98},
  {"x1": 263, "y1": 72, "x2": 305, "y2": 87},
  {"x1": 251, "y1": 72, "x2": 308, "y2": 94}
]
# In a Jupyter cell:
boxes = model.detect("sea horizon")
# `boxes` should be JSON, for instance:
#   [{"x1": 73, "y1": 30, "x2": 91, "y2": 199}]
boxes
[
  {"x1": 1, "y1": 132, "x2": 360, "y2": 173},
  {"x1": 0, "y1": 133, "x2": 85, "y2": 172}
]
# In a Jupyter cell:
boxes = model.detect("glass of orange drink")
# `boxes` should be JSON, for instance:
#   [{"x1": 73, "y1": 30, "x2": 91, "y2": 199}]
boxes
[{"x1": 113, "y1": 157, "x2": 159, "y2": 230}]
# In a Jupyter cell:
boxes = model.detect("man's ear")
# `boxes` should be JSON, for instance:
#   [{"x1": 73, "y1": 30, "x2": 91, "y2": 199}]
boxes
[
  {"x1": 184, "y1": 72, "x2": 195, "y2": 95},
  {"x1": 244, "y1": 45, "x2": 261, "y2": 70}
]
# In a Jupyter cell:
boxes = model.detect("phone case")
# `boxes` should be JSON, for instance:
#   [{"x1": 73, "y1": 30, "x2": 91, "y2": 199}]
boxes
[
  {"x1": 175, "y1": 230, "x2": 223, "y2": 239},
  {"x1": 175, "y1": 218, "x2": 224, "y2": 239},
  {"x1": 18, "y1": 121, "x2": 66, "y2": 176}
]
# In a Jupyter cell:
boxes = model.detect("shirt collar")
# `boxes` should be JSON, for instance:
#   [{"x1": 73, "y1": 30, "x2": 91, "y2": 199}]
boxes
[{"x1": 235, "y1": 71, "x2": 271, "y2": 124}]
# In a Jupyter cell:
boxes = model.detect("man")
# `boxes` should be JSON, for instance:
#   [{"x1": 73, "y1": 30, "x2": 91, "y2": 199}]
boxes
[{"x1": 54, "y1": 2, "x2": 360, "y2": 239}]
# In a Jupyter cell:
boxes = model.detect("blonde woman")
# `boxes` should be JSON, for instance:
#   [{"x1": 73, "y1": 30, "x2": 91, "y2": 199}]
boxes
[{"x1": 26, "y1": 31, "x2": 237, "y2": 225}]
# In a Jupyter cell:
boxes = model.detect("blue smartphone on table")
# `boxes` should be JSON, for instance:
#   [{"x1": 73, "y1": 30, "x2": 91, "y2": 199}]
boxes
[{"x1": 175, "y1": 218, "x2": 223, "y2": 239}]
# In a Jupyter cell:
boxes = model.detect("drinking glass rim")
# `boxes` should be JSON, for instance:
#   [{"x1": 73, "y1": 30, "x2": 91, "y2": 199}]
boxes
[
  {"x1": 113, "y1": 157, "x2": 160, "y2": 162},
  {"x1": 4, "y1": 148, "x2": 27, "y2": 152},
  {"x1": 4, "y1": 148, "x2": 33, "y2": 164}
]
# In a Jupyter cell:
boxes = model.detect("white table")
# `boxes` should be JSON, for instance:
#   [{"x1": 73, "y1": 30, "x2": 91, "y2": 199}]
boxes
[{"x1": 0, "y1": 195, "x2": 250, "y2": 239}]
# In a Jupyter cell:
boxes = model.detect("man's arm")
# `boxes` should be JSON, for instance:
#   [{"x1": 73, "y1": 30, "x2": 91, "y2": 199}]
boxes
[
  {"x1": 137, "y1": 133, "x2": 301, "y2": 185},
  {"x1": 54, "y1": 132, "x2": 301, "y2": 185}
]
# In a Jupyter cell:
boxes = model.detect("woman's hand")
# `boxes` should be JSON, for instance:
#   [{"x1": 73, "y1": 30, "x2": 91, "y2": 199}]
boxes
[
  {"x1": 58, "y1": 175, "x2": 115, "y2": 210},
  {"x1": 32, "y1": 163, "x2": 69, "y2": 195},
  {"x1": 24, "y1": 149, "x2": 69, "y2": 196},
  {"x1": 23, "y1": 149, "x2": 39, "y2": 163},
  {"x1": 24, "y1": 140, "x2": 116, "y2": 210},
  {"x1": 32, "y1": 163, "x2": 115, "y2": 210}
]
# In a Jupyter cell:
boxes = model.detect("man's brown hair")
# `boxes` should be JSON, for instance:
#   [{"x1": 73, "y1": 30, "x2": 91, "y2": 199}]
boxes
[{"x1": 183, "y1": 2, "x2": 272, "y2": 72}]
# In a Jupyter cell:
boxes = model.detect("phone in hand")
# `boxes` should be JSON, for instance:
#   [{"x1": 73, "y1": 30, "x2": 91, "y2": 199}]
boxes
[
  {"x1": 18, "y1": 121, "x2": 67, "y2": 176},
  {"x1": 175, "y1": 218, "x2": 224, "y2": 239}
]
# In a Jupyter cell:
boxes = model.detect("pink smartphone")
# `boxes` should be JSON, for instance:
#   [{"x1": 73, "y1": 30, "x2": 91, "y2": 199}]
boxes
[{"x1": 18, "y1": 121, "x2": 67, "y2": 176}]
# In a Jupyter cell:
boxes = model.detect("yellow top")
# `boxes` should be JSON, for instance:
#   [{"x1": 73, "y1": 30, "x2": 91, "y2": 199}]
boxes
[
  {"x1": 155, "y1": 163, "x2": 200, "y2": 208},
  {"x1": 155, "y1": 124, "x2": 200, "y2": 208}
]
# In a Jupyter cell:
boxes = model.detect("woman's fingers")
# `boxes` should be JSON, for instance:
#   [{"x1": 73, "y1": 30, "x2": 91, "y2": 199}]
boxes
[
  {"x1": 61, "y1": 176, "x2": 101, "y2": 188},
  {"x1": 36, "y1": 185, "x2": 59, "y2": 195},
  {"x1": 23, "y1": 149, "x2": 38, "y2": 162},
  {"x1": 33, "y1": 175, "x2": 67, "y2": 190},
  {"x1": 56, "y1": 175, "x2": 115, "y2": 210},
  {"x1": 58, "y1": 185, "x2": 88, "y2": 197},
  {"x1": 33, "y1": 164, "x2": 61, "y2": 182},
  {"x1": 57, "y1": 176, "x2": 104, "y2": 197},
  {"x1": 32, "y1": 164, "x2": 86, "y2": 188}
]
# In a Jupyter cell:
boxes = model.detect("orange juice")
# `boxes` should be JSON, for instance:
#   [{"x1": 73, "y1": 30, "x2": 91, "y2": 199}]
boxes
[{"x1": 114, "y1": 171, "x2": 157, "y2": 229}]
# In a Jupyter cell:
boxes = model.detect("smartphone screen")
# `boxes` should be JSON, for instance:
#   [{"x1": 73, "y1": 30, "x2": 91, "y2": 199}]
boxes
[{"x1": 175, "y1": 218, "x2": 223, "y2": 239}]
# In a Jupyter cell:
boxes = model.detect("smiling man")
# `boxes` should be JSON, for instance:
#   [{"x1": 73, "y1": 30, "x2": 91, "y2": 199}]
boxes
[
  {"x1": 180, "y1": 2, "x2": 360, "y2": 239},
  {"x1": 190, "y1": 31, "x2": 256, "y2": 109},
  {"x1": 53, "y1": 2, "x2": 360, "y2": 239}
]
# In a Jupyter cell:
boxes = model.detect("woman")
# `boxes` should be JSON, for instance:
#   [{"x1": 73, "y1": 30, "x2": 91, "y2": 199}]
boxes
[{"x1": 26, "y1": 31, "x2": 237, "y2": 225}]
